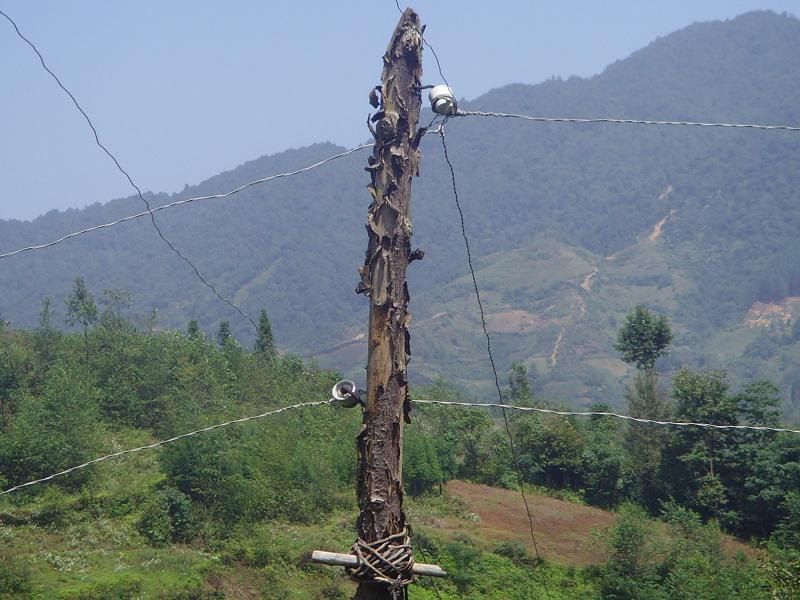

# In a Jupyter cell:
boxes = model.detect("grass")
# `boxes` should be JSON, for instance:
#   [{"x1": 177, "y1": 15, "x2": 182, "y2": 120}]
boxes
[{"x1": 0, "y1": 467, "x2": 762, "y2": 599}]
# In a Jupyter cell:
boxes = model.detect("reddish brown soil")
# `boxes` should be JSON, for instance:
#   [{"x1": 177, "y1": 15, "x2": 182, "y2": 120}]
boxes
[
  {"x1": 440, "y1": 480, "x2": 615, "y2": 565},
  {"x1": 434, "y1": 481, "x2": 756, "y2": 566}
]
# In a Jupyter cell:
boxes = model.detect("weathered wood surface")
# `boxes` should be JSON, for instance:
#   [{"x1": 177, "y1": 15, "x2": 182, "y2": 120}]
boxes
[{"x1": 353, "y1": 7, "x2": 424, "y2": 600}]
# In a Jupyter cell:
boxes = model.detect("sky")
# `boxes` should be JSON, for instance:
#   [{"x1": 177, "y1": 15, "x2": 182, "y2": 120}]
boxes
[{"x1": 1, "y1": 0, "x2": 799, "y2": 221}]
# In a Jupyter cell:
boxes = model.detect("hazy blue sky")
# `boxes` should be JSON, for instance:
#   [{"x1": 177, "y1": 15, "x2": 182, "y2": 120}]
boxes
[{"x1": 2, "y1": 0, "x2": 798, "y2": 221}]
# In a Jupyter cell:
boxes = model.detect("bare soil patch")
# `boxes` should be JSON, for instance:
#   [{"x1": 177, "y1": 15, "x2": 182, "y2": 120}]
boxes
[
  {"x1": 437, "y1": 480, "x2": 757, "y2": 566},
  {"x1": 442, "y1": 480, "x2": 615, "y2": 565}
]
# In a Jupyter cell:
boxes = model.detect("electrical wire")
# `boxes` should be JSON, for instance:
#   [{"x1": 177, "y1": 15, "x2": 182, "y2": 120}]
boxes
[
  {"x1": 0, "y1": 143, "x2": 373, "y2": 261},
  {"x1": 412, "y1": 399, "x2": 800, "y2": 434},
  {"x1": 455, "y1": 109, "x2": 800, "y2": 132},
  {"x1": 0, "y1": 9, "x2": 256, "y2": 332},
  {"x1": 438, "y1": 121, "x2": 551, "y2": 599},
  {"x1": 0, "y1": 398, "x2": 335, "y2": 497}
]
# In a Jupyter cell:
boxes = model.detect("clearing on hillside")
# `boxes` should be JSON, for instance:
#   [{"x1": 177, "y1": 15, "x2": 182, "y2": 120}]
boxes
[{"x1": 428, "y1": 481, "x2": 755, "y2": 566}]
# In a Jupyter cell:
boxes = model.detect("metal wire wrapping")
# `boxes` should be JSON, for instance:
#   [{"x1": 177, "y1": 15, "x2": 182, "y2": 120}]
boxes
[{"x1": 347, "y1": 528, "x2": 416, "y2": 596}]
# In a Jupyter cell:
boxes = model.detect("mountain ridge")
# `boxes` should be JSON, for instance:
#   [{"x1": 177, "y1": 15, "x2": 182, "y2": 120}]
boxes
[{"x1": 2, "y1": 10, "x2": 800, "y2": 413}]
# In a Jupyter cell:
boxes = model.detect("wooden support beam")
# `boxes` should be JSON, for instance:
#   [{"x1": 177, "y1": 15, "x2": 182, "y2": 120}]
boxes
[{"x1": 311, "y1": 551, "x2": 447, "y2": 578}]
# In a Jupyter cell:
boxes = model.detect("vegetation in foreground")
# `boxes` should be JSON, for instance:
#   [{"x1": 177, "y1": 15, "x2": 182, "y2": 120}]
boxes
[{"x1": 0, "y1": 283, "x2": 799, "y2": 598}]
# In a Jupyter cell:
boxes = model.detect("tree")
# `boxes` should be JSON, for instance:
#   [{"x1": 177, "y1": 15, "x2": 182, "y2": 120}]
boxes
[
  {"x1": 404, "y1": 430, "x2": 443, "y2": 496},
  {"x1": 772, "y1": 492, "x2": 800, "y2": 551},
  {"x1": 737, "y1": 380, "x2": 781, "y2": 428},
  {"x1": 734, "y1": 388, "x2": 798, "y2": 538},
  {"x1": 100, "y1": 288, "x2": 133, "y2": 332},
  {"x1": 35, "y1": 297, "x2": 60, "y2": 364},
  {"x1": 667, "y1": 368, "x2": 738, "y2": 519},
  {"x1": 255, "y1": 309, "x2": 275, "y2": 356},
  {"x1": 516, "y1": 414, "x2": 584, "y2": 488},
  {"x1": 624, "y1": 371, "x2": 671, "y2": 509},
  {"x1": 615, "y1": 305, "x2": 672, "y2": 372},
  {"x1": 186, "y1": 320, "x2": 201, "y2": 339},
  {"x1": 65, "y1": 277, "x2": 98, "y2": 351},
  {"x1": 508, "y1": 362, "x2": 533, "y2": 405},
  {"x1": 581, "y1": 412, "x2": 626, "y2": 508},
  {"x1": 0, "y1": 364, "x2": 102, "y2": 488},
  {"x1": 602, "y1": 502, "x2": 655, "y2": 598},
  {"x1": 0, "y1": 330, "x2": 28, "y2": 427},
  {"x1": 451, "y1": 410, "x2": 492, "y2": 477},
  {"x1": 216, "y1": 321, "x2": 232, "y2": 346}
]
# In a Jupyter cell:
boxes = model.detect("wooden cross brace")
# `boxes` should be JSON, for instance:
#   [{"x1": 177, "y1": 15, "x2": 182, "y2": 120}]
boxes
[{"x1": 310, "y1": 550, "x2": 448, "y2": 578}]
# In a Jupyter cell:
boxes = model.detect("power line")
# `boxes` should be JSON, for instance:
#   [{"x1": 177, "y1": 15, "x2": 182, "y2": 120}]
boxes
[
  {"x1": 0, "y1": 143, "x2": 373, "y2": 261},
  {"x1": 438, "y1": 121, "x2": 551, "y2": 598},
  {"x1": 0, "y1": 9, "x2": 256, "y2": 333},
  {"x1": 5, "y1": 393, "x2": 797, "y2": 500},
  {"x1": 0, "y1": 398, "x2": 335, "y2": 497},
  {"x1": 455, "y1": 109, "x2": 800, "y2": 132},
  {"x1": 412, "y1": 399, "x2": 800, "y2": 435}
]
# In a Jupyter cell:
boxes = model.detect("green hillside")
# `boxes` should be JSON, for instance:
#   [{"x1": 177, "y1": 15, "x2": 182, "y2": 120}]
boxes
[
  {"x1": 2, "y1": 10, "x2": 800, "y2": 411},
  {"x1": 2, "y1": 319, "x2": 798, "y2": 598}
]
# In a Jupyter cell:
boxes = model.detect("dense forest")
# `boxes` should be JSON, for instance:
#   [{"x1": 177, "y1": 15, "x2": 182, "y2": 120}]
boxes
[
  {"x1": 1, "y1": 11, "x2": 800, "y2": 409},
  {"x1": 1, "y1": 282, "x2": 799, "y2": 597}
]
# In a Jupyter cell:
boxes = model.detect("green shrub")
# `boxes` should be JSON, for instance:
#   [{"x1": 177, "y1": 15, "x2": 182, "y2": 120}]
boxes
[
  {"x1": 31, "y1": 485, "x2": 70, "y2": 527},
  {"x1": 0, "y1": 547, "x2": 30, "y2": 595},
  {"x1": 494, "y1": 540, "x2": 536, "y2": 566},
  {"x1": 136, "y1": 487, "x2": 195, "y2": 546},
  {"x1": 318, "y1": 584, "x2": 347, "y2": 600}
]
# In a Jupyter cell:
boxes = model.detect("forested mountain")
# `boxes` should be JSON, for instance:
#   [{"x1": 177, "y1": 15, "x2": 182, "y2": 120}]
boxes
[{"x1": 2, "y1": 10, "x2": 800, "y2": 412}]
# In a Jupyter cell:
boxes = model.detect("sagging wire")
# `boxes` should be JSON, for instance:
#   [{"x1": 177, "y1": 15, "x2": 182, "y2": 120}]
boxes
[
  {"x1": 0, "y1": 397, "x2": 336, "y2": 497},
  {"x1": 437, "y1": 120, "x2": 552, "y2": 600},
  {"x1": 0, "y1": 143, "x2": 373, "y2": 261},
  {"x1": 0, "y1": 8, "x2": 257, "y2": 333},
  {"x1": 455, "y1": 109, "x2": 800, "y2": 132},
  {"x1": 412, "y1": 399, "x2": 800, "y2": 435}
]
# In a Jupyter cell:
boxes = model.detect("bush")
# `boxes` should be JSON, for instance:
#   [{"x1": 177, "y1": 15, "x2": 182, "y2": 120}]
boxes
[
  {"x1": 31, "y1": 485, "x2": 71, "y2": 527},
  {"x1": 494, "y1": 540, "x2": 536, "y2": 566},
  {"x1": 318, "y1": 584, "x2": 347, "y2": 600},
  {"x1": 772, "y1": 492, "x2": 800, "y2": 550},
  {"x1": 224, "y1": 536, "x2": 275, "y2": 568},
  {"x1": 0, "y1": 547, "x2": 30, "y2": 595},
  {"x1": 137, "y1": 487, "x2": 196, "y2": 546}
]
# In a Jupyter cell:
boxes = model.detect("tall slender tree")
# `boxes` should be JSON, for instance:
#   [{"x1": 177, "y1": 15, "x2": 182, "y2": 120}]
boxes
[
  {"x1": 35, "y1": 296, "x2": 60, "y2": 364},
  {"x1": 616, "y1": 306, "x2": 673, "y2": 508},
  {"x1": 508, "y1": 362, "x2": 533, "y2": 405},
  {"x1": 255, "y1": 309, "x2": 275, "y2": 356},
  {"x1": 216, "y1": 321, "x2": 232, "y2": 347},
  {"x1": 187, "y1": 320, "x2": 201, "y2": 339},
  {"x1": 65, "y1": 276, "x2": 98, "y2": 355}
]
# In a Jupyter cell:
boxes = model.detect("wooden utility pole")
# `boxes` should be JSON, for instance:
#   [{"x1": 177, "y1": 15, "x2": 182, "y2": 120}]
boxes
[
  {"x1": 354, "y1": 7, "x2": 422, "y2": 600},
  {"x1": 311, "y1": 8, "x2": 444, "y2": 598}
]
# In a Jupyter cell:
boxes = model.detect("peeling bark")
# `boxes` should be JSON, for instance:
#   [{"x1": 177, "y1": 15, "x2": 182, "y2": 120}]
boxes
[{"x1": 354, "y1": 8, "x2": 423, "y2": 600}]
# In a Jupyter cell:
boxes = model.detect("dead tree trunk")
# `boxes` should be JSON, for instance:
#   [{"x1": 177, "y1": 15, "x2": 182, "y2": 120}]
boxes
[{"x1": 354, "y1": 7, "x2": 423, "y2": 600}]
